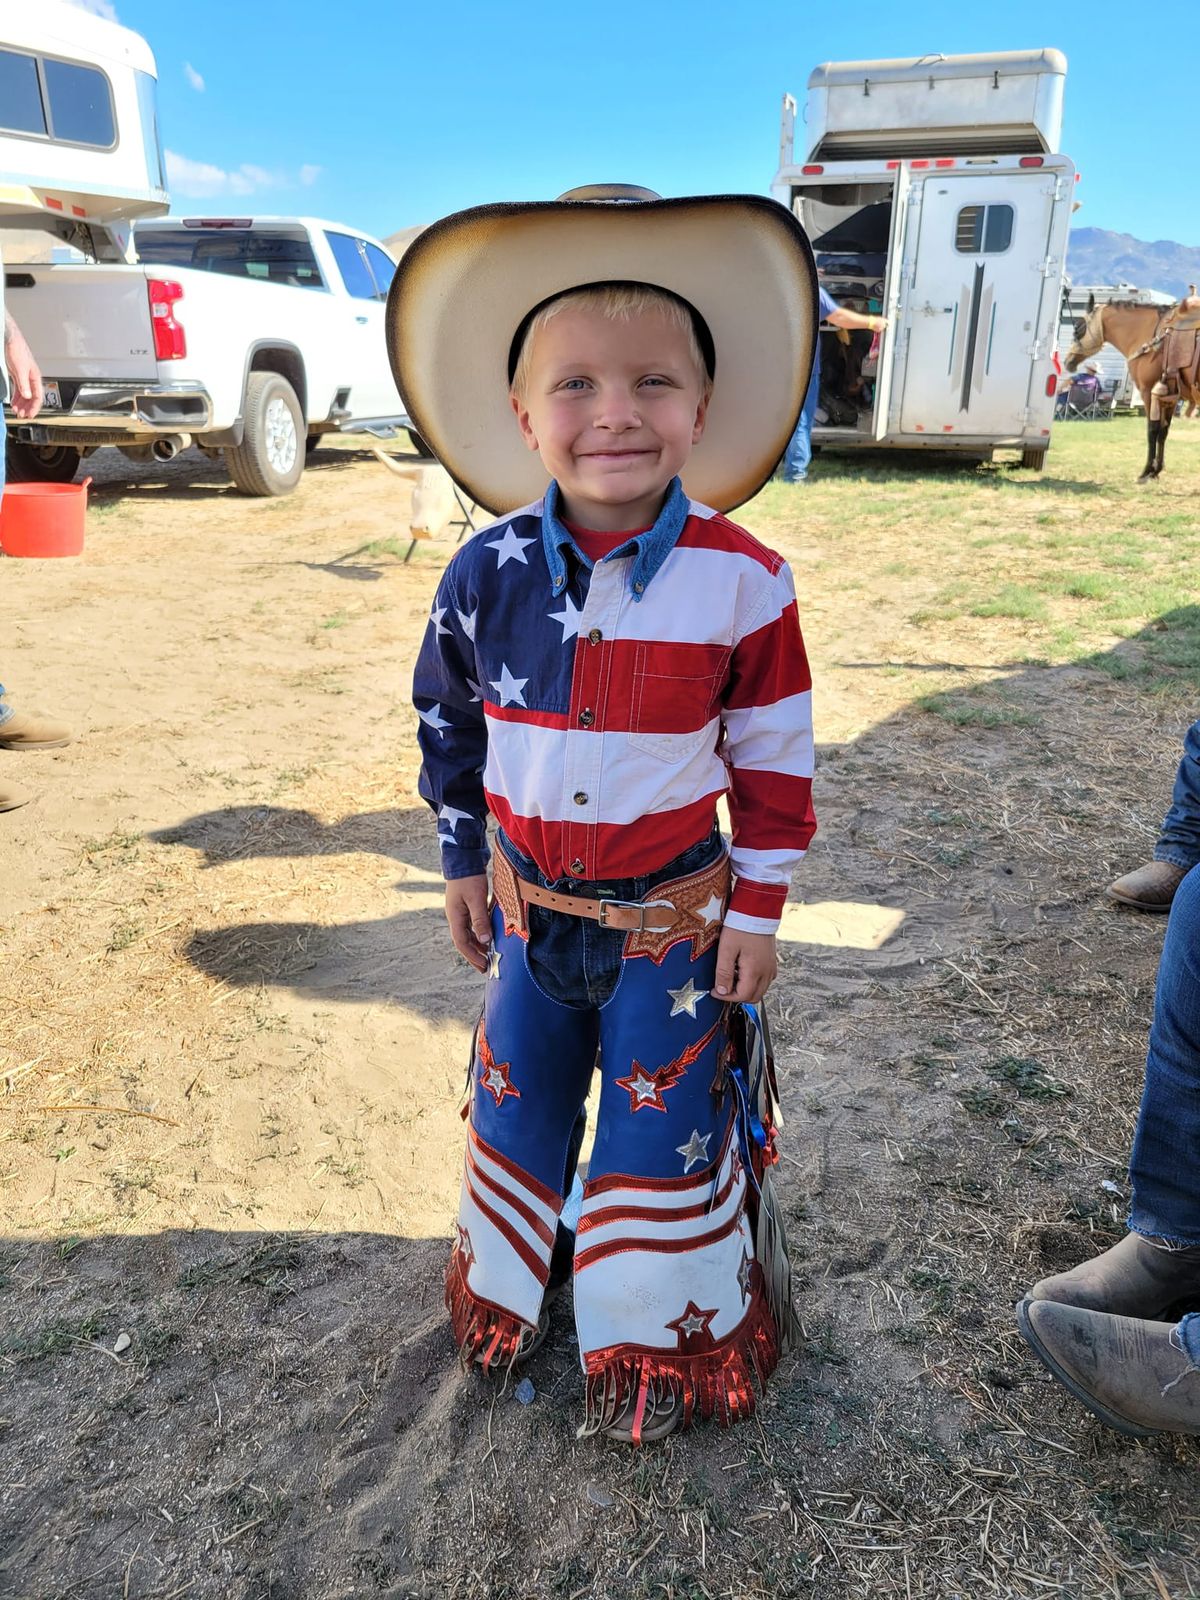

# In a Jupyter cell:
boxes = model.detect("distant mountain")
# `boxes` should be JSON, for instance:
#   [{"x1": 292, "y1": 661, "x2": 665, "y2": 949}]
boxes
[{"x1": 1067, "y1": 228, "x2": 1200, "y2": 297}]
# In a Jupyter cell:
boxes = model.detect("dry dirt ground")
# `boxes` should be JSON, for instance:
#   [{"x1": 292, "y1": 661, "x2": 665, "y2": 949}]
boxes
[{"x1": 2, "y1": 421, "x2": 1199, "y2": 1600}]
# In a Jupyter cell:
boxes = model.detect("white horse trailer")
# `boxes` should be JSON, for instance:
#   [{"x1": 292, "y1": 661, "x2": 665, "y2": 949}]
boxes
[
  {"x1": 773, "y1": 50, "x2": 1075, "y2": 468},
  {"x1": 0, "y1": 1, "x2": 168, "y2": 260}
]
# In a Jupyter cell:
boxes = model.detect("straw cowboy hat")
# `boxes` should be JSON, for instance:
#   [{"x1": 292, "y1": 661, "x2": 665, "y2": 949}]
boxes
[{"x1": 385, "y1": 185, "x2": 818, "y2": 515}]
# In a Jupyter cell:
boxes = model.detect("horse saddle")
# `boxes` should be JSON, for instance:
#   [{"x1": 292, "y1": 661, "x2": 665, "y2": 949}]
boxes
[{"x1": 1152, "y1": 324, "x2": 1200, "y2": 399}]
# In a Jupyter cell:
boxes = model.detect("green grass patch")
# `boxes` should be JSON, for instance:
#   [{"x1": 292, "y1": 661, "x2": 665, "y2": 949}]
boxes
[
  {"x1": 969, "y1": 585, "x2": 1049, "y2": 622},
  {"x1": 919, "y1": 691, "x2": 1038, "y2": 728}
]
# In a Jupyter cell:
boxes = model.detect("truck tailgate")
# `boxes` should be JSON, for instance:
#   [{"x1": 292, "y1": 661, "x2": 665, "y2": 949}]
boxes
[{"x1": 3, "y1": 263, "x2": 159, "y2": 382}]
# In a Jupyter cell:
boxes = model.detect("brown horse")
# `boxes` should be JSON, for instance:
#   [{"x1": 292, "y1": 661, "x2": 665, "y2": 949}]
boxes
[{"x1": 1066, "y1": 296, "x2": 1200, "y2": 482}]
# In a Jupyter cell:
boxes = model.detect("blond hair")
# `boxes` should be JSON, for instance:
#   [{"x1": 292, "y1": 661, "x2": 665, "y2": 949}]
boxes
[{"x1": 509, "y1": 283, "x2": 712, "y2": 400}]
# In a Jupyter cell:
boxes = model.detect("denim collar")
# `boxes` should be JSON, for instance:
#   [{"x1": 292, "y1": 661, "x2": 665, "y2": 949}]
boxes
[{"x1": 541, "y1": 476, "x2": 690, "y2": 603}]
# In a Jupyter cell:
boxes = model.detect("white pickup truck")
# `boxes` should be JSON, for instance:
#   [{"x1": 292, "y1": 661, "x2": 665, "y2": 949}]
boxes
[{"x1": 4, "y1": 215, "x2": 415, "y2": 495}]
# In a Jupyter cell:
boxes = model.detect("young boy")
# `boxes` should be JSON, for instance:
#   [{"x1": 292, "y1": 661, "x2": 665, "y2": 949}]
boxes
[{"x1": 398, "y1": 186, "x2": 818, "y2": 1442}]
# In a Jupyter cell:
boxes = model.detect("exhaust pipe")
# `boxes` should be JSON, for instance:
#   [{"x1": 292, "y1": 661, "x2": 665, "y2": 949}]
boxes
[{"x1": 151, "y1": 433, "x2": 192, "y2": 462}]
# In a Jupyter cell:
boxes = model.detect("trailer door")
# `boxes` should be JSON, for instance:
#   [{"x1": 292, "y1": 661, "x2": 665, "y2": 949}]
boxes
[
  {"x1": 898, "y1": 172, "x2": 1059, "y2": 438},
  {"x1": 871, "y1": 165, "x2": 909, "y2": 439}
]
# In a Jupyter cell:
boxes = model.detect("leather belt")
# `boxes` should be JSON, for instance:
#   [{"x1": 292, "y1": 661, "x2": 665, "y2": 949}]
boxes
[{"x1": 516, "y1": 876, "x2": 680, "y2": 932}]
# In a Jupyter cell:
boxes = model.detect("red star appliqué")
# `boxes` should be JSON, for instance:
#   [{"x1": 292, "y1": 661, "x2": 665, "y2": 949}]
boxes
[
  {"x1": 617, "y1": 1019, "x2": 723, "y2": 1115},
  {"x1": 666, "y1": 1300, "x2": 719, "y2": 1348},
  {"x1": 477, "y1": 1030, "x2": 520, "y2": 1108},
  {"x1": 455, "y1": 1224, "x2": 475, "y2": 1268}
]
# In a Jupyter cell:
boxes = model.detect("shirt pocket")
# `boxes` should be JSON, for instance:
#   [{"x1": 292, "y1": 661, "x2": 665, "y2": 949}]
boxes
[{"x1": 627, "y1": 642, "x2": 729, "y2": 765}]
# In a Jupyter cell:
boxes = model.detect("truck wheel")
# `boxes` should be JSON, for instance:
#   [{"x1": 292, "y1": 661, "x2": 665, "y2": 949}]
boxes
[
  {"x1": 224, "y1": 372, "x2": 305, "y2": 496},
  {"x1": 5, "y1": 441, "x2": 81, "y2": 483},
  {"x1": 407, "y1": 428, "x2": 434, "y2": 459},
  {"x1": 1020, "y1": 448, "x2": 1047, "y2": 471}
]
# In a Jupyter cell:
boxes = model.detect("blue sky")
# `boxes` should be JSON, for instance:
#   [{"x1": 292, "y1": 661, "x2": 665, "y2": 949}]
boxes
[{"x1": 75, "y1": 0, "x2": 1186, "y2": 246}]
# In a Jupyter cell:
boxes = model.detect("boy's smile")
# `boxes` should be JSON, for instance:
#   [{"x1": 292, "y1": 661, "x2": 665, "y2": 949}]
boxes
[{"x1": 511, "y1": 306, "x2": 709, "y2": 531}]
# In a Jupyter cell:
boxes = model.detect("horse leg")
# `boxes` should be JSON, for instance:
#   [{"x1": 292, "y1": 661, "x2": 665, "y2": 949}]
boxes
[
  {"x1": 1155, "y1": 408, "x2": 1173, "y2": 476},
  {"x1": 1138, "y1": 412, "x2": 1158, "y2": 482}
]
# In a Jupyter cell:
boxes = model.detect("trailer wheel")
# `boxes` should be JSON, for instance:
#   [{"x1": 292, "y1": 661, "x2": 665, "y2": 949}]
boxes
[
  {"x1": 5, "y1": 441, "x2": 81, "y2": 484},
  {"x1": 224, "y1": 372, "x2": 305, "y2": 496},
  {"x1": 1020, "y1": 448, "x2": 1047, "y2": 472}
]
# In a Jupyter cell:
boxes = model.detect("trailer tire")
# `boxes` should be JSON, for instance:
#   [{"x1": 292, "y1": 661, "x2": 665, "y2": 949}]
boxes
[
  {"x1": 224, "y1": 372, "x2": 305, "y2": 496},
  {"x1": 5, "y1": 441, "x2": 81, "y2": 484},
  {"x1": 1020, "y1": 448, "x2": 1047, "y2": 472}
]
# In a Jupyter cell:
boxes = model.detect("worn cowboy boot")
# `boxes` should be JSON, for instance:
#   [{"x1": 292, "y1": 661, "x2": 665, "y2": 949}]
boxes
[
  {"x1": 1018, "y1": 1300, "x2": 1200, "y2": 1437},
  {"x1": 1026, "y1": 1231, "x2": 1200, "y2": 1317},
  {"x1": 0, "y1": 778, "x2": 31, "y2": 813},
  {"x1": 1108, "y1": 860, "x2": 1190, "y2": 912},
  {"x1": 0, "y1": 708, "x2": 72, "y2": 750}
]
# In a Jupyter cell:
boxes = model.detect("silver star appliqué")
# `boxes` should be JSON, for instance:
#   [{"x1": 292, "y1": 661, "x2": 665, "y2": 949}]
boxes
[
  {"x1": 675, "y1": 1128, "x2": 712, "y2": 1173},
  {"x1": 690, "y1": 893, "x2": 725, "y2": 928},
  {"x1": 489, "y1": 663, "x2": 528, "y2": 707},
  {"x1": 666, "y1": 978, "x2": 706, "y2": 1019},
  {"x1": 486, "y1": 526, "x2": 536, "y2": 569},
  {"x1": 487, "y1": 947, "x2": 502, "y2": 981}
]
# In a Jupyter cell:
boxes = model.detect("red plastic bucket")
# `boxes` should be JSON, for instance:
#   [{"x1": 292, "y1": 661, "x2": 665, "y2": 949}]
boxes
[{"x1": 0, "y1": 477, "x2": 92, "y2": 557}]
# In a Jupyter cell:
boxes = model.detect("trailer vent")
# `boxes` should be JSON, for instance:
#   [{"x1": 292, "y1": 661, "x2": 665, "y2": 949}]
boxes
[{"x1": 812, "y1": 131, "x2": 1044, "y2": 161}]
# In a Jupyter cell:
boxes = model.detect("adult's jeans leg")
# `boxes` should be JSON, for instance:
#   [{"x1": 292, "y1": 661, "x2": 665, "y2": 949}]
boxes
[
  {"x1": 1129, "y1": 865, "x2": 1200, "y2": 1244},
  {"x1": 780, "y1": 354, "x2": 820, "y2": 483},
  {"x1": 1155, "y1": 720, "x2": 1200, "y2": 871}
]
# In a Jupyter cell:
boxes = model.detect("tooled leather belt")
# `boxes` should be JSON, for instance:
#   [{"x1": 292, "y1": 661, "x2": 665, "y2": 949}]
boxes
[{"x1": 516, "y1": 875, "x2": 681, "y2": 932}]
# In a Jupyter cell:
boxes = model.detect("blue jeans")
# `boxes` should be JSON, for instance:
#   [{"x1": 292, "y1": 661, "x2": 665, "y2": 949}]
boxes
[
  {"x1": 1127, "y1": 864, "x2": 1200, "y2": 1362},
  {"x1": 780, "y1": 352, "x2": 820, "y2": 483},
  {"x1": 495, "y1": 823, "x2": 724, "y2": 1008},
  {"x1": 1155, "y1": 720, "x2": 1200, "y2": 870}
]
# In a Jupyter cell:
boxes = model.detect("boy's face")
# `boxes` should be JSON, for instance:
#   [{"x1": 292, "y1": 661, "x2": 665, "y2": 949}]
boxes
[{"x1": 511, "y1": 305, "x2": 709, "y2": 531}]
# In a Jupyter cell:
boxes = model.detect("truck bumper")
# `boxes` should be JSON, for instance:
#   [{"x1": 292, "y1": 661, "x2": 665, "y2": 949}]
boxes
[{"x1": 7, "y1": 382, "x2": 213, "y2": 447}]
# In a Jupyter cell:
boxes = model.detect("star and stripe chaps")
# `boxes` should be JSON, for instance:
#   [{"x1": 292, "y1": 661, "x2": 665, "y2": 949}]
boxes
[{"x1": 445, "y1": 848, "x2": 796, "y2": 1441}]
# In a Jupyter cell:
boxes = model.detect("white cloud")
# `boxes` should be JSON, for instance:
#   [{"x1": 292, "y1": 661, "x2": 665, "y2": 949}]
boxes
[
  {"x1": 184, "y1": 62, "x2": 205, "y2": 93},
  {"x1": 165, "y1": 150, "x2": 322, "y2": 201},
  {"x1": 63, "y1": 0, "x2": 119, "y2": 16}
]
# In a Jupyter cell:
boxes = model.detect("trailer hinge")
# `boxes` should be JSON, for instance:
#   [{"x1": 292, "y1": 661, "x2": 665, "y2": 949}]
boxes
[
  {"x1": 1026, "y1": 339, "x2": 1045, "y2": 360},
  {"x1": 1037, "y1": 255, "x2": 1061, "y2": 279}
]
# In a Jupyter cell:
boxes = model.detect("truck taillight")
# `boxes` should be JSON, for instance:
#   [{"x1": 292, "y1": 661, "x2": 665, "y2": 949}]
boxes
[{"x1": 148, "y1": 278, "x2": 186, "y2": 361}]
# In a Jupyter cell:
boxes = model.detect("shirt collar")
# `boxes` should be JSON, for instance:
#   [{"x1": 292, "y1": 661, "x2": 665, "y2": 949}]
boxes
[{"x1": 541, "y1": 476, "x2": 690, "y2": 603}]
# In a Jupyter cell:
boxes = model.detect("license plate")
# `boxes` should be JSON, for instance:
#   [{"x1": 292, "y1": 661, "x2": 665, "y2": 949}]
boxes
[{"x1": 41, "y1": 381, "x2": 62, "y2": 410}]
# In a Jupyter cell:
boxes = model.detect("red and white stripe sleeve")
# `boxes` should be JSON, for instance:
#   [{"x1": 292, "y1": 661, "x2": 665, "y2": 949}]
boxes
[{"x1": 721, "y1": 560, "x2": 815, "y2": 934}]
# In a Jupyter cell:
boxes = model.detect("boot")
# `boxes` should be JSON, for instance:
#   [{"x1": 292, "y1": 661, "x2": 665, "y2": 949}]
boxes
[
  {"x1": 1108, "y1": 860, "x2": 1189, "y2": 912},
  {"x1": 0, "y1": 708, "x2": 72, "y2": 750},
  {"x1": 0, "y1": 779, "x2": 30, "y2": 813},
  {"x1": 1018, "y1": 1299, "x2": 1200, "y2": 1438},
  {"x1": 1026, "y1": 1230, "x2": 1200, "y2": 1317}
]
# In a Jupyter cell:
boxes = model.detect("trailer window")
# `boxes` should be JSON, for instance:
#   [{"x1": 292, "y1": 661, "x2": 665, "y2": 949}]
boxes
[
  {"x1": 0, "y1": 48, "x2": 115, "y2": 148},
  {"x1": 0, "y1": 50, "x2": 48, "y2": 136},
  {"x1": 44, "y1": 59, "x2": 115, "y2": 147},
  {"x1": 955, "y1": 204, "x2": 1013, "y2": 255}
]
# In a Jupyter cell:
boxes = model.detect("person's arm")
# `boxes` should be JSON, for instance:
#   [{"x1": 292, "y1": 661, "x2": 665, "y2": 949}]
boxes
[
  {"x1": 714, "y1": 559, "x2": 816, "y2": 1003},
  {"x1": 412, "y1": 563, "x2": 493, "y2": 970},
  {"x1": 827, "y1": 305, "x2": 888, "y2": 335},
  {"x1": 4, "y1": 312, "x2": 44, "y2": 420}
]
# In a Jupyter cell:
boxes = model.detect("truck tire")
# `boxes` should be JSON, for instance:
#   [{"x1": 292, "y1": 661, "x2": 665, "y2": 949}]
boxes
[
  {"x1": 5, "y1": 441, "x2": 81, "y2": 483},
  {"x1": 224, "y1": 372, "x2": 305, "y2": 496},
  {"x1": 1020, "y1": 448, "x2": 1047, "y2": 472},
  {"x1": 407, "y1": 428, "x2": 434, "y2": 459}
]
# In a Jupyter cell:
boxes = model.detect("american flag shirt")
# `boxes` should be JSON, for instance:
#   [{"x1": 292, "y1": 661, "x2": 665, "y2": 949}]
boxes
[{"x1": 412, "y1": 476, "x2": 815, "y2": 935}]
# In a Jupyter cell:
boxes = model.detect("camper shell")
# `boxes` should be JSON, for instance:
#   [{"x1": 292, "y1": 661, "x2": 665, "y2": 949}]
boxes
[
  {"x1": 773, "y1": 49, "x2": 1074, "y2": 467},
  {"x1": 0, "y1": 0, "x2": 167, "y2": 261}
]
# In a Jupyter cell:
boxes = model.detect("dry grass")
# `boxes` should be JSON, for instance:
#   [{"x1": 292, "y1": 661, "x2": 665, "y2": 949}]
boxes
[{"x1": 2, "y1": 418, "x2": 1200, "y2": 1598}]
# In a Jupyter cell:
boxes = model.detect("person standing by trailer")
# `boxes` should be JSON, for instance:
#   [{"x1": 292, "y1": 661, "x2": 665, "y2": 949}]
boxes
[
  {"x1": 399, "y1": 184, "x2": 817, "y2": 1445},
  {"x1": 1, "y1": 248, "x2": 73, "y2": 815},
  {"x1": 779, "y1": 288, "x2": 888, "y2": 482}
]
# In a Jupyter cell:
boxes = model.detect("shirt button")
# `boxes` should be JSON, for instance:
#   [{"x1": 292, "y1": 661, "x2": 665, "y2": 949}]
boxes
[
  {"x1": 634, "y1": 581, "x2": 645, "y2": 594},
  {"x1": 573, "y1": 791, "x2": 588, "y2": 806},
  {"x1": 588, "y1": 628, "x2": 602, "y2": 645},
  {"x1": 571, "y1": 858, "x2": 585, "y2": 875},
  {"x1": 579, "y1": 709, "x2": 594, "y2": 727}
]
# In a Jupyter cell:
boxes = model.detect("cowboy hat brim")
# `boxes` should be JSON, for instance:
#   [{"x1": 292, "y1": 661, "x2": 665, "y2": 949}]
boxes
[{"x1": 385, "y1": 194, "x2": 817, "y2": 515}]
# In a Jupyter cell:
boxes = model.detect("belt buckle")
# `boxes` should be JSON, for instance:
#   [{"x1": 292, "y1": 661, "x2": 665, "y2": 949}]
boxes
[{"x1": 598, "y1": 896, "x2": 674, "y2": 931}]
